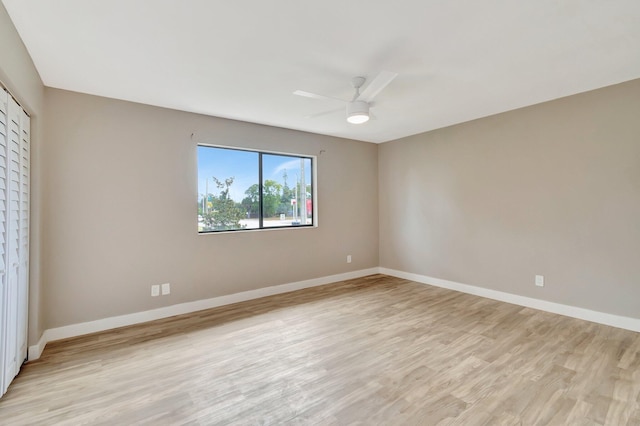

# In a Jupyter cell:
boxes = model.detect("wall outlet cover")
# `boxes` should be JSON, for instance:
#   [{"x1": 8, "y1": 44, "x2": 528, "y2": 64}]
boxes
[{"x1": 161, "y1": 283, "x2": 171, "y2": 295}]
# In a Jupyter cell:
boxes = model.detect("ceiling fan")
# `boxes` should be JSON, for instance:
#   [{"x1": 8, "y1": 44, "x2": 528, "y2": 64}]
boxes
[{"x1": 293, "y1": 71, "x2": 398, "y2": 124}]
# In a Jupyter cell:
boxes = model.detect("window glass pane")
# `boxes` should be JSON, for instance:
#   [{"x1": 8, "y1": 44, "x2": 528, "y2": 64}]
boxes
[
  {"x1": 197, "y1": 146, "x2": 259, "y2": 231},
  {"x1": 261, "y1": 154, "x2": 313, "y2": 228},
  {"x1": 197, "y1": 145, "x2": 314, "y2": 233}
]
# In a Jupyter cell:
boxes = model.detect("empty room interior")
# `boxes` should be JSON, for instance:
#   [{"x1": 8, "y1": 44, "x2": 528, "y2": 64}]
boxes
[{"x1": 1, "y1": 1, "x2": 639, "y2": 424}]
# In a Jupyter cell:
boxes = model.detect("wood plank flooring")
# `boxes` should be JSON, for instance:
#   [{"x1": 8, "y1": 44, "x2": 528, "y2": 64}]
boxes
[{"x1": 1, "y1": 274, "x2": 639, "y2": 425}]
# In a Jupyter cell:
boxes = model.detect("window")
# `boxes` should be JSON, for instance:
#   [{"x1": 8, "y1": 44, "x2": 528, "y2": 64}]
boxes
[{"x1": 197, "y1": 145, "x2": 314, "y2": 233}]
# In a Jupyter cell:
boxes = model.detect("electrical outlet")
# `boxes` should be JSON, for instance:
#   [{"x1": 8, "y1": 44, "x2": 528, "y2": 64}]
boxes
[
  {"x1": 347, "y1": 255, "x2": 352, "y2": 263},
  {"x1": 151, "y1": 285, "x2": 160, "y2": 297},
  {"x1": 161, "y1": 283, "x2": 171, "y2": 295},
  {"x1": 535, "y1": 275, "x2": 544, "y2": 287}
]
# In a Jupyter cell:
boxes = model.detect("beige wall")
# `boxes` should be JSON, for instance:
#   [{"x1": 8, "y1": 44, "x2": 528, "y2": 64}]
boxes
[
  {"x1": 42, "y1": 88, "x2": 379, "y2": 328},
  {"x1": 379, "y1": 79, "x2": 640, "y2": 318},
  {"x1": 0, "y1": 3, "x2": 44, "y2": 345}
]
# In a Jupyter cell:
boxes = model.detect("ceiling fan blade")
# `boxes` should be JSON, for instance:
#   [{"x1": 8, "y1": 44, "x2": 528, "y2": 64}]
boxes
[
  {"x1": 305, "y1": 107, "x2": 344, "y2": 119},
  {"x1": 358, "y1": 70, "x2": 398, "y2": 102},
  {"x1": 293, "y1": 90, "x2": 346, "y2": 103}
]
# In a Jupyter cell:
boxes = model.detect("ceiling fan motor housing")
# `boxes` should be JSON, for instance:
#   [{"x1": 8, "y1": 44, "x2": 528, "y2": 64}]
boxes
[{"x1": 347, "y1": 100, "x2": 370, "y2": 123}]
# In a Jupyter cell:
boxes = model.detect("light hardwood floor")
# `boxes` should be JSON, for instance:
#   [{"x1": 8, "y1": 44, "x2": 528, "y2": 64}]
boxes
[{"x1": 1, "y1": 274, "x2": 639, "y2": 425}]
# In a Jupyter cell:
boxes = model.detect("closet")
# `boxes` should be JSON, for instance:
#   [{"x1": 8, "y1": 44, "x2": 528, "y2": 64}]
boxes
[{"x1": 0, "y1": 87, "x2": 30, "y2": 398}]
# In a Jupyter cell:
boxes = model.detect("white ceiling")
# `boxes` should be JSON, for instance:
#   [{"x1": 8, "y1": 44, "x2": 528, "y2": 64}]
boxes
[{"x1": 3, "y1": 0, "x2": 640, "y2": 143}]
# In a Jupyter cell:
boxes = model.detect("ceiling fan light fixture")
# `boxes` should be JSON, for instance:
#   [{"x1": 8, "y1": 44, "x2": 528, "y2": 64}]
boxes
[
  {"x1": 346, "y1": 100, "x2": 370, "y2": 124},
  {"x1": 347, "y1": 113, "x2": 370, "y2": 124}
]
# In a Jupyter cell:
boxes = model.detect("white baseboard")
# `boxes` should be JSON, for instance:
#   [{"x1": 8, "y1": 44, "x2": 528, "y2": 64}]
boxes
[
  {"x1": 29, "y1": 266, "x2": 639, "y2": 361},
  {"x1": 28, "y1": 267, "x2": 379, "y2": 361},
  {"x1": 379, "y1": 267, "x2": 640, "y2": 333},
  {"x1": 27, "y1": 333, "x2": 47, "y2": 361}
]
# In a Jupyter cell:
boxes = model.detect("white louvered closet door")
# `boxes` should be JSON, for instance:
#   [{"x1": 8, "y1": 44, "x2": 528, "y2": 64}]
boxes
[
  {"x1": 17, "y1": 103, "x2": 29, "y2": 367},
  {"x1": 0, "y1": 88, "x2": 8, "y2": 397},
  {"x1": 0, "y1": 89, "x2": 29, "y2": 398}
]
